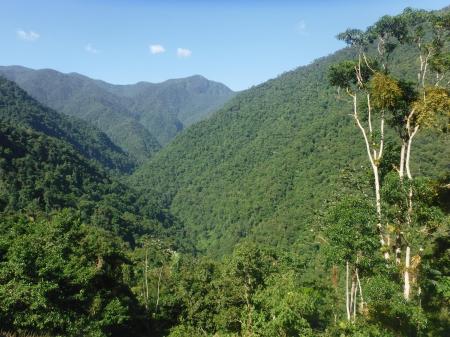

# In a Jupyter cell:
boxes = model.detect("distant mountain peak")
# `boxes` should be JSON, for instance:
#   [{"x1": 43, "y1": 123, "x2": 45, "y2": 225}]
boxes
[{"x1": 0, "y1": 65, "x2": 235, "y2": 153}]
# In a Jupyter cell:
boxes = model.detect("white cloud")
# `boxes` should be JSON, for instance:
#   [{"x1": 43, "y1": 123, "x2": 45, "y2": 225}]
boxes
[
  {"x1": 295, "y1": 20, "x2": 308, "y2": 35},
  {"x1": 150, "y1": 44, "x2": 166, "y2": 54},
  {"x1": 17, "y1": 29, "x2": 40, "y2": 41},
  {"x1": 85, "y1": 43, "x2": 100, "y2": 54},
  {"x1": 177, "y1": 47, "x2": 192, "y2": 58}
]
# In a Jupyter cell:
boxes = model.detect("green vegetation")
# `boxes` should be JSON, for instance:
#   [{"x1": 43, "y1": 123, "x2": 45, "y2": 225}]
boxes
[
  {"x1": 0, "y1": 67, "x2": 235, "y2": 160},
  {"x1": 0, "y1": 77, "x2": 135, "y2": 173},
  {"x1": 132, "y1": 12, "x2": 449, "y2": 256},
  {"x1": 0, "y1": 6, "x2": 449, "y2": 337},
  {"x1": 0, "y1": 211, "x2": 147, "y2": 337},
  {"x1": 0, "y1": 77, "x2": 184, "y2": 244},
  {"x1": 98, "y1": 75, "x2": 236, "y2": 145}
]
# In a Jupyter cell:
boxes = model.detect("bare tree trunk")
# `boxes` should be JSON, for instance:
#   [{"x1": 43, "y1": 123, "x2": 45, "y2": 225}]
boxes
[
  {"x1": 373, "y1": 163, "x2": 390, "y2": 259},
  {"x1": 350, "y1": 278, "x2": 355, "y2": 318},
  {"x1": 373, "y1": 164, "x2": 382, "y2": 224},
  {"x1": 144, "y1": 248, "x2": 149, "y2": 310},
  {"x1": 356, "y1": 268, "x2": 364, "y2": 314},
  {"x1": 353, "y1": 282, "x2": 357, "y2": 321},
  {"x1": 155, "y1": 267, "x2": 163, "y2": 313},
  {"x1": 346, "y1": 261, "x2": 351, "y2": 321},
  {"x1": 399, "y1": 141, "x2": 406, "y2": 179},
  {"x1": 405, "y1": 125, "x2": 419, "y2": 180},
  {"x1": 403, "y1": 113, "x2": 419, "y2": 301},
  {"x1": 350, "y1": 93, "x2": 389, "y2": 259},
  {"x1": 404, "y1": 246, "x2": 411, "y2": 300}
]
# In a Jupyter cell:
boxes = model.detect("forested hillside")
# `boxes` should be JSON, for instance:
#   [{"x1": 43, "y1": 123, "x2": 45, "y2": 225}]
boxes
[
  {"x1": 96, "y1": 74, "x2": 235, "y2": 145},
  {"x1": 0, "y1": 5, "x2": 449, "y2": 337},
  {"x1": 132, "y1": 25, "x2": 449, "y2": 256},
  {"x1": 0, "y1": 66, "x2": 235, "y2": 160},
  {"x1": 0, "y1": 77, "x2": 135, "y2": 173},
  {"x1": 0, "y1": 76, "x2": 187, "y2": 243},
  {"x1": 128, "y1": 7, "x2": 450, "y2": 337},
  {"x1": 0, "y1": 78, "x2": 194, "y2": 337}
]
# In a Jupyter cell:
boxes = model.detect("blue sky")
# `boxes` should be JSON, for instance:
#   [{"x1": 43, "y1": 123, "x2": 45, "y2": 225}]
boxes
[{"x1": 0, "y1": 0, "x2": 448, "y2": 91}]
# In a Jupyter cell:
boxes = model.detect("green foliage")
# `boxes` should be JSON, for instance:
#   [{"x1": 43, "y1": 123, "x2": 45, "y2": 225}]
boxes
[
  {"x1": 364, "y1": 275, "x2": 428, "y2": 336},
  {"x1": 369, "y1": 73, "x2": 402, "y2": 110},
  {"x1": 321, "y1": 197, "x2": 379, "y2": 266},
  {"x1": 413, "y1": 87, "x2": 450, "y2": 128},
  {"x1": 0, "y1": 76, "x2": 187, "y2": 247},
  {"x1": 328, "y1": 61, "x2": 359, "y2": 89},
  {"x1": 367, "y1": 14, "x2": 409, "y2": 44},
  {"x1": 0, "y1": 210, "x2": 146, "y2": 337},
  {"x1": 0, "y1": 6, "x2": 449, "y2": 337},
  {"x1": 337, "y1": 29, "x2": 368, "y2": 47},
  {"x1": 132, "y1": 8, "x2": 449, "y2": 257},
  {"x1": 0, "y1": 121, "x2": 177, "y2": 243},
  {"x1": 154, "y1": 243, "x2": 325, "y2": 337},
  {"x1": 0, "y1": 67, "x2": 235, "y2": 156},
  {"x1": 0, "y1": 77, "x2": 135, "y2": 173},
  {"x1": 253, "y1": 271, "x2": 319, "y2": 337},
  {"x1": 421, "y1": 197, "x2": 450, "y2": 335}
]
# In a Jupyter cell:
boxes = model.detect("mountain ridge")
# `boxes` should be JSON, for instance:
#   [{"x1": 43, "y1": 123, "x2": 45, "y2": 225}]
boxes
[
  {"x1": 0, "y1": 65, "x2": 235, "y2": 158},
  {"x1": 131, "y1": 32, "x2": 450, "y2": 256},
  {"x1": 0, "y1": 76, "x2": 136, "y2": 173}
]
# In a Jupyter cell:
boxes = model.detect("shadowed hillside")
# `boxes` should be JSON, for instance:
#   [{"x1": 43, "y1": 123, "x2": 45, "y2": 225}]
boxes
[
  {"x1": 0, "y1": 66, "x2": 235, "y2": 160},
  {"x1": 132, "y1": 31, "x2": 449, "y2": 256}
]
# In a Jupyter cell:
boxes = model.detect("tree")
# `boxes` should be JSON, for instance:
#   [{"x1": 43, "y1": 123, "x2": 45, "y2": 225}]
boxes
[
  {"x1": 329, "y1": 8, "x2": 450, "y2": 303},
  {"x1": 0, "y1": 210, "x2": 146, "y2": 337}
]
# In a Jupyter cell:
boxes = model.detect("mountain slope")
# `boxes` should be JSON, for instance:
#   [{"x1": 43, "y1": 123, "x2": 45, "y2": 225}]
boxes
[
  {"x1": 132, "y1": 44, "x2": 449, "y2": 256},
  {"x1": 0, "y1": 66, "x2": 235, "y2": 154},
  {"x1": 0, "y1": 77, "x2": 184, "y2": 243},
  {"x1": 97, "y1": 75, "x2": 236, "y2": 145},
  {"x1": 0, "y1": 76, "x2": 135, "y2": 173},
  {"x1": 0, "y1": 66, "x2": 161, "y2": 162}
]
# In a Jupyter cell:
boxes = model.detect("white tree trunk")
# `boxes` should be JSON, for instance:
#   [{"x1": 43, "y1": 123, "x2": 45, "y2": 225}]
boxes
[
  {"x1": 155, "y1": 267, "x2": 163, "y2": 313},
  {"x1": 144, "y1": 248, "x2": 149, "y2": 309},
  {"x1": 350, "y1": 94, "x2": 389, "y2": 258},
  {"x1": 405, "y1": 126, "x2": 419, "y2": 180},
  {"x1": 350, "y1": 278, "x2": 355, "y2": 318},
  {"x1": 356, "y1": 268, "x2": 364, "y2": 313},
  {"x1": 346, "y1": 261, "x2": 351, "y2": 321},
  {"x1": 353, "y1": 279, "x2": 357, "y2": 321},
  {"x1": 404, "y1": 246, "x2": 411, "y2": 300},
  {"x1": 399, "y1": 141, "x2": 406, "y2": 179},
  {"x1": 373, "y1": 164, "x2": 381, "y2": 223}
]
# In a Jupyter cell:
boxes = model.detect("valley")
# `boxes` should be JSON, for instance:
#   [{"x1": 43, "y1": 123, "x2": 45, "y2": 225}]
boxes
[{"x1": 0, "y1": 4, "x2": 449, "y2": 337}]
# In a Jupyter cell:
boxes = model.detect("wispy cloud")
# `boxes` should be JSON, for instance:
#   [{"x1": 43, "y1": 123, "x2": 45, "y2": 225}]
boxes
[
  {"x1": 17, "y1": 29, "x2": 40, "y2": 41},
  {"x1": 295, "y1": 20, "x2": 308, "y2": 36},
  {"x1": 177, "y1": 47, "x2": 192, "y2": 58},
  {"x1": 150, "y1": 44, "x2": 166, "y2": 54},
  {"x1": 85, "y1": 43, "x2": 100, "y2": 54}
]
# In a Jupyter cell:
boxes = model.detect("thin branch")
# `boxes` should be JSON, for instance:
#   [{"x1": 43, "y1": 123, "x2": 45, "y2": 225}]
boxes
[
  {"x1": 362, "y1": 52, "x2": 376, "y2": 73},
  {"x1": 352, "y1": 94, "x2": 376, "y2": 168},
  {"x1": 367, "y1": 94, "x2": 373, "y2": 135}
]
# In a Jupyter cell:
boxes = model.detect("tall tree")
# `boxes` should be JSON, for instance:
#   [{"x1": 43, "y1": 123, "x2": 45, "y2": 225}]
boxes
[{"x1": 329, "y1": 8, "x2": 450, "y2": 305}]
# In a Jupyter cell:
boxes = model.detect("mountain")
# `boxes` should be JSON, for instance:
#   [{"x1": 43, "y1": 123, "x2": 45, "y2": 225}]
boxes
[
  {"x1": 131, "y1": 38, "x2": 450, "y2": 256},
  {"x1": 0, "y1": 76, "x2": 135, "y2": 173},
  {"x1": 0, "y1": 76, "x2": 182, "y2": 243},
  {"x1": 96, "y1": 75, "x2": 236, "y2": 145},
  {"x1": 0, "y1": 66, "x2": 235, "y2": 159},
  {"x1": 0, "y1": 66, "x2": 161, "y2": 162},
  {"x1": 1, "y1": 7, "x2": 449, "y2": 337}
]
